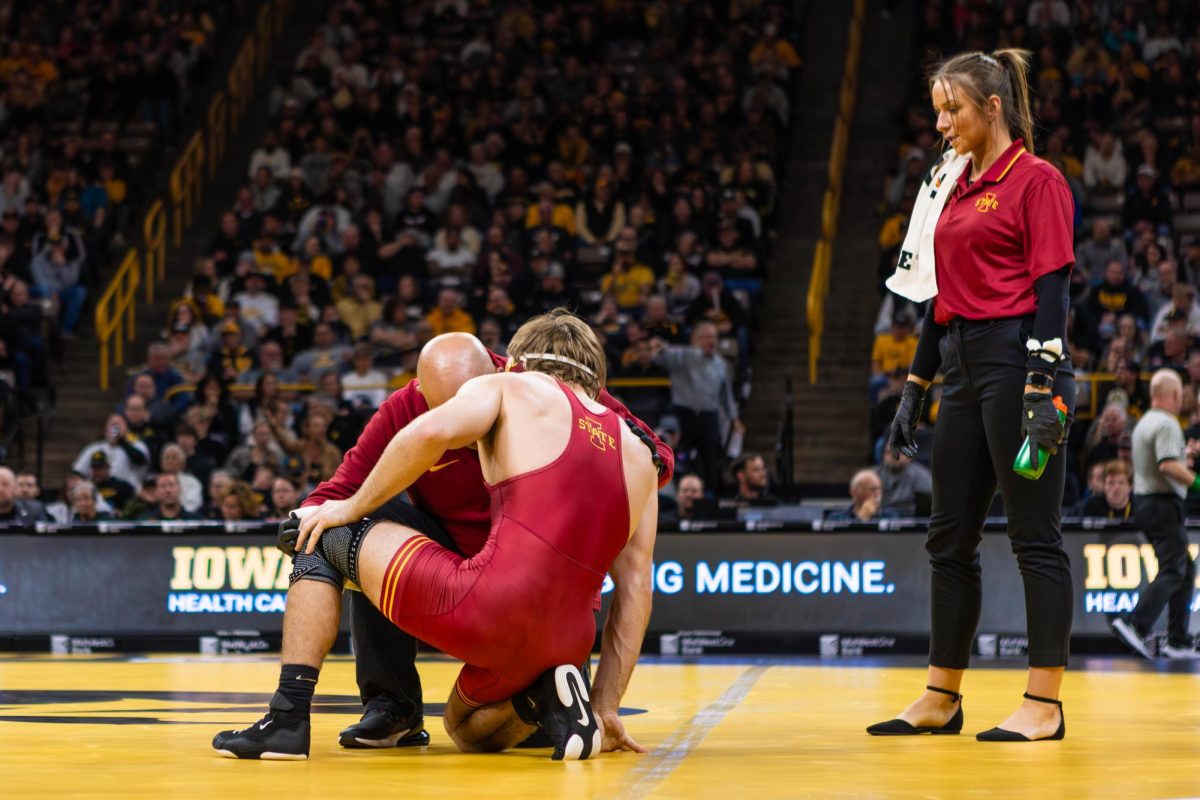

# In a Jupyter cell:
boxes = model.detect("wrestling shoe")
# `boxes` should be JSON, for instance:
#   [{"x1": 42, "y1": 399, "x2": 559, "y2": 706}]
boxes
[
  {"x1": 338, "y1": 705, "x2": 430, "y2": 748},
  {"x1": 513, "y1": 659, "x2": 591, "y2": 749},
  {"x1": 1111, "y1": 616, "x2": 1154, "y2": 659},
  {"x1": 212, "y1": 692, "x2": 310, "y2": 760},
  {"x1": 538, "y1": 664, "x2": 602, "y2": 761}
]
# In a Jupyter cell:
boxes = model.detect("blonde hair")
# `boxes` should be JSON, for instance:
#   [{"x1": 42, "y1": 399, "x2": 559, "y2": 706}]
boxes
[
  {"x1": 507, "y1": 308, "x2": 607, "y2": 397},
  {"x1": 930, "y1": 49, "x2": 1035, "y2": 152}
]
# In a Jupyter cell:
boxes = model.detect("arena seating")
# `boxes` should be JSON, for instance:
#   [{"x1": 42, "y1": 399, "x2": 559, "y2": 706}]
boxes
[
  {"x1": 53, "y1": 0, "x2": 805, "y2": 522},
  {"x1": 0, "y1": 4, "x2": 236, "y2": 424}
]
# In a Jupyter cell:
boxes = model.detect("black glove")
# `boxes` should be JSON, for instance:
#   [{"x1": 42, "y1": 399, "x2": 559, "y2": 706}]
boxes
[
  {"x1": 277, "y1": 514, "x2": 301, "y2": 557},
  {"x1": 888, "y1": 381, "x2": 927, "y2": 460},
  {"x1": 625, "y1": 417, "x2": 666, "y2": 477},
  {"x1": 1021, "y1": 392, "x2": 1066, "y2": 469}
]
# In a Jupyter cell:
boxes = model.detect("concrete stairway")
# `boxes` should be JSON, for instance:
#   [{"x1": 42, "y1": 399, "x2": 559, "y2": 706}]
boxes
[
  {"x1": 744, "y1": 0, "x2": 914, "y2": 488},
  {"x1": 34, "y1": 1, "x2": 326, "y2": 489}
]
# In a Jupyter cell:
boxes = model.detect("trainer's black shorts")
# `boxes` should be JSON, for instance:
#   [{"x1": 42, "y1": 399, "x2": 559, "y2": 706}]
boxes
[{"x1": 369, "y1": 497, "x2": 463, "y2": 556}]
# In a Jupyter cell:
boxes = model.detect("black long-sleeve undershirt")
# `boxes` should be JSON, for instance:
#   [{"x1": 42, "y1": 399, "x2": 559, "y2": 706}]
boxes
[{"x1": 906, "y1": 265, "x2": 1071, "y2": 383}]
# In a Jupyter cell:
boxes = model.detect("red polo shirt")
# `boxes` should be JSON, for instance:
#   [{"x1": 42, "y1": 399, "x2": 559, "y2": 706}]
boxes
[{"x1": 932, "y1": 139, "x2": 1075, "y2": 325}]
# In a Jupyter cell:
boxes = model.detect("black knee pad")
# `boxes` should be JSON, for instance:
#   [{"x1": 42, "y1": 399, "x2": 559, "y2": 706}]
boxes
[
  {"x1": 288, "y1": 519, "x2": 379, "y2": 589},
  {"x1": 289, "y1": 550, "x2": 345, "y2": 589}
]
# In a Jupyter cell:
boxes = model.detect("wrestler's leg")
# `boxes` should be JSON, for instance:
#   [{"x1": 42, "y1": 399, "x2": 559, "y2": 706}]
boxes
[
  {"x1": 344, "y1": 499, "x2": 460, "y2": 749},
  {"x1": 212, "y1": 580, "x2": 342, "y2": 760},
  {"x1": 356, "y1": 521, "x2": 424, "y2": 608},
  {"x1": 443, "y1": 691, "x2": 536, "y2": 754},
  {"x1": 281, "y1": 580, "x2": 342, "y2": 668}
]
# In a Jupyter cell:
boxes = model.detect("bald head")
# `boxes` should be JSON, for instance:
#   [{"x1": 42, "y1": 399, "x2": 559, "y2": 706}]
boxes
[
  {"x1": 1151, "y1": 368, "x2": 1182, "y2": 398},
  {"x1": 417, "y1": 333, "x2": 496, "y2": 408}
]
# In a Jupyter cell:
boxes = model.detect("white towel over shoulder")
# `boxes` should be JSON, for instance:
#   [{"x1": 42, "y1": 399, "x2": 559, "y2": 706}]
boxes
[{"x1": 885, "y1": 150, "x2": 971, "y2": 303}]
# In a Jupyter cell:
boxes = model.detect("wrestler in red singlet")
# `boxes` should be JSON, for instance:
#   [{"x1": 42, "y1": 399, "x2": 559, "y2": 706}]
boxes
[{"x1": 377, "y1": 381, "x2": 629, "y2": 707}]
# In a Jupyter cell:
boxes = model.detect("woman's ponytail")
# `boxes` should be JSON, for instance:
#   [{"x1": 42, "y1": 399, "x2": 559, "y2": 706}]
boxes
[{"x1": 993, "y1": 48, "x2": 1035, "y2": 152}]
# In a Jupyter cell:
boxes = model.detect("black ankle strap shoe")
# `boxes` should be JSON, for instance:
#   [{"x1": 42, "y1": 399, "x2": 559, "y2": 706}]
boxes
[
  {"x1": 976, "y1": 692, "x2": 1065, "y2": 742},
  {"x1": 866, "y1": 685, "x2": 963, "y2": 736}
]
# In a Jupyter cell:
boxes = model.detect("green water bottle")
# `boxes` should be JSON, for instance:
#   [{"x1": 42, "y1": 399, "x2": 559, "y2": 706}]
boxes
[{"x1": 1013, "y1": 395, "x2": 1068, "y2": 480}]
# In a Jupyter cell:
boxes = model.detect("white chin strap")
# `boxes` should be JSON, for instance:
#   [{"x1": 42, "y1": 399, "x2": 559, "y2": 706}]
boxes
[{"x1": 518, "y1": 352, "x2": 596, "y2": 377}]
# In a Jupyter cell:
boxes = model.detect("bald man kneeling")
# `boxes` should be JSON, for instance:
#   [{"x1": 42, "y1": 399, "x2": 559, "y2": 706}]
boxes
[{"x1": 267, "y1": 330, "x2": 672, "y2": 753}]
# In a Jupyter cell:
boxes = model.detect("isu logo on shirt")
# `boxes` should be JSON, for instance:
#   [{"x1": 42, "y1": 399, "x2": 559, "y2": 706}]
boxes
[
  {"x1": 579, "y1": 416, "x2": 616, "y2": 453},
  {"x1": 974, "y1": 193, "x2": 999, "y2": 213}
]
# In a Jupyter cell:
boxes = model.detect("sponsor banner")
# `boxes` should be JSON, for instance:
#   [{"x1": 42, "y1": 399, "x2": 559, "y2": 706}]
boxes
[
  {"x1": 2, "y1": 530, "x2": 1200, "y2": 638},
  {"x1": 0, "y1": 535, "x2": 344, "y2": 634},
  {"x1": 816, "y1": 634, "x2": 900, "y2": 658},
  {"x1": 50, "y1": 635, "x2": 120, "y2": 655}
]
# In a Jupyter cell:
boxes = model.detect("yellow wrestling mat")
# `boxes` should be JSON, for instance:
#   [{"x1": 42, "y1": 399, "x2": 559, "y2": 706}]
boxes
[{"x1": 2, "y1": 654, "x2": 1199, "y2": 799}]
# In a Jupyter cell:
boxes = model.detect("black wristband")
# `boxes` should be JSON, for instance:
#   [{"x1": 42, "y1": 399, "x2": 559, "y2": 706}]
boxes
[{"x1": 1025, "y1": 370, "x2": 1054, "y2": 389}]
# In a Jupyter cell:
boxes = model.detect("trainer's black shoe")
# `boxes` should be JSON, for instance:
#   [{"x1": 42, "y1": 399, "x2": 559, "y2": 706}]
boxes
[
  {"x1": 338, "y1": 705, "x2": 429, "y2": 749},
  {"x1": 212, "y1": 692, "x2": 310, "y2": 760},
  {"x1": 538, "y1": 664, "x2": 601, "y2": 761}
]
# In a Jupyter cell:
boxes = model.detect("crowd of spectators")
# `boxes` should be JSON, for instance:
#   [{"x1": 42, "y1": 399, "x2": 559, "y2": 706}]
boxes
[
  {"x1": 57, "y1": 0, "x2": 805, "y2": 524},
  {"x1": 865, "y1": 0, "x2": 1200, "y2": 519},
  {"x1": 0, "y1": 2, "x2": 230, "y2": 411}
]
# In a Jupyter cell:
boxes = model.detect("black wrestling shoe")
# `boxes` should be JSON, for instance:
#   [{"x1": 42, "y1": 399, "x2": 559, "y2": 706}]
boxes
[
  {"x1": 212, "y1": 692, "x2": 310, "y2": 760},
  {"x1": 866, "y1": 685, "x2": 963, "y2": 736},
  {"x1": 338, "y1": 705, "x2": 430, "y2": 749},
  {"x1": 512, "y1": 659, "x2": 591, "y2": 749},
  {"x1": 539, "y1": 664, "x2": 602, "y2": 761},
  {"x1": 976, "y1": 693, "x2": 1065, "y2": 742}
]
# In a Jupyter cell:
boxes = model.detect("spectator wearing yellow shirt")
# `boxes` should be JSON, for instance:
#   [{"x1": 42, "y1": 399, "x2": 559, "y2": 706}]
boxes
[
  {"x1": 744, "y1": 22, "x2": 801, "y2": 74},
  {"x1": 252, "y1": 235, "x2": 293, "y2": 281},
  {"x1": 1170, "y1": 142, "x2": 1200, "y2": 191},
  {"x1": 869, "y1": 307, "x2": 918, "y2": 403},
  {"x1": 425, "y1": 288, "x2": 477, "y2": 336},
  {"x1": 601, "y1": 236, "x2": 655, "y2": 311},
  {"x1": 525, "y1": 184, "x2": 576, "y2": 235},
  {"x1": 335, "y1": 275, "x2": 383, "y2": 341},
  {"x1": 276, "y1": 236, "x2": 333, "y2": 283}
]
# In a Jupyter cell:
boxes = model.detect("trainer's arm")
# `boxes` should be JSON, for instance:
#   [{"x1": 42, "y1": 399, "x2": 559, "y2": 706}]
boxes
[
  {"x1": 592, "y1": 491, "x2": 656, "y2": 753},
  {"x1": 296, "y1": 375, "x2": 504, "y2": 552},
  {"x1": 598, "y1": 387, "x2": 675, "y2": 486}
]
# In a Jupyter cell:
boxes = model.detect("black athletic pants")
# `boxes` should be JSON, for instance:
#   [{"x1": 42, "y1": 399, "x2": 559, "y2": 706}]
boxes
[
  {"x1": 349, "y1": 497, "x2": 463, "y2": 718},
  {"x1": 673, "y1": 405, "x2": 722, "y2": 492},
  {"x1": 927, "y1": 317, "x2": 1076, "y2": 669},
  {"x1": 1130, "y1": 494, "x2": 1195, "y2": 646}
]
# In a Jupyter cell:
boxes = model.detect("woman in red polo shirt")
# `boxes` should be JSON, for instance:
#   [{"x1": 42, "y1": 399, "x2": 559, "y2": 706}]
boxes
[{"x1": 868, "y1": 50, "x2": 1076, "y2": 742}]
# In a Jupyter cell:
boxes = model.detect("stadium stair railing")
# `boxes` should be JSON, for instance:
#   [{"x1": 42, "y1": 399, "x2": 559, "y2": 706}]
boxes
[
  {"x1": 93, "y1": 0, "x2": 295, "y2": 390},
  {"x1": 806, "y1": 0, "x2": 865, "y2": 384}
]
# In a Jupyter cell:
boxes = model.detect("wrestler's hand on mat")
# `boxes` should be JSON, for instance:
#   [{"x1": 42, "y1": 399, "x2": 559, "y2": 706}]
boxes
[
  {"x1": 598, "y1": 711, "x2": 647, "y2": 754},
  {"x1": 295, "y1": 498, "x2": 364, "y2": 555}
]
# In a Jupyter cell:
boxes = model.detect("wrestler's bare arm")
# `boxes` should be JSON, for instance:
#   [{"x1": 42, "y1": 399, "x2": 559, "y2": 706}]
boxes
[
  {"x1": 592, "y1": 489, "x2": 656, "y2": 753},
  {"x1": 296, "y1": 374, "x2": 505, "y2": 552}
]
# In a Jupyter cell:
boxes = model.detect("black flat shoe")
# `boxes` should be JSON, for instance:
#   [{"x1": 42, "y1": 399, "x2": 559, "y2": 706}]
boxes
[
  {"x1": 976, "y1": 692, "x2": 1065, "y2": 742},
  {"x1": 867, "y1": 685, "x2": 963, "y2": 736}
]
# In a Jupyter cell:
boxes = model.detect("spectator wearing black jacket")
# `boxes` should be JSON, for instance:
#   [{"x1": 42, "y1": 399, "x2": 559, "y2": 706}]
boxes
[{"x1": 1073, "y1": 460, "x2": 1132, "y2": 520}]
